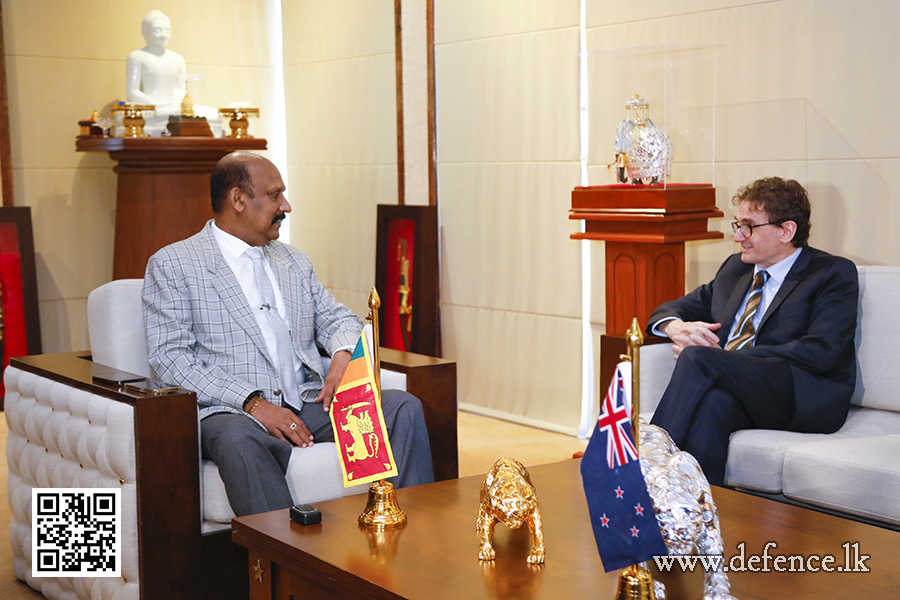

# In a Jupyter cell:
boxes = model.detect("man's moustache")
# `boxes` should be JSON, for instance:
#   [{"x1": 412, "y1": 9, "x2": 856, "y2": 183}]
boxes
[{"x1": 272, "y1": 214, "x2": 286, "y2": 224}]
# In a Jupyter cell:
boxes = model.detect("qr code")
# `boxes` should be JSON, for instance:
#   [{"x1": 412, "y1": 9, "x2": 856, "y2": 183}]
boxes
[{"x1": 32, "y1": 488, "x2": 121, "y2": 577}]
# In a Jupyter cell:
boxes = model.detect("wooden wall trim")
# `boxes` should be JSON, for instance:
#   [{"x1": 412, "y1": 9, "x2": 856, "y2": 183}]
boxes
[
  {"x1": 394, "y1": 0, "x2": 405, "y2": 206},
  {"x1": 395, "y1": 0, "x2": 437, "y2": 208},
  {"x1": 426, "y1": 0, "x2": 436, "y2": 207},
  {"x1": 0, "y1": 5, "x2": 14, "y2": 207}
]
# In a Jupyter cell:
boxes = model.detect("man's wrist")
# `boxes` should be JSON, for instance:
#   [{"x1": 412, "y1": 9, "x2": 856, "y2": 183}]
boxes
[
  {"x1": 243, "y1": 391, "x2": 264, "y2": 414},
  {"x1": 652, "y1": 317, "x2": 681, "y2": 337}
]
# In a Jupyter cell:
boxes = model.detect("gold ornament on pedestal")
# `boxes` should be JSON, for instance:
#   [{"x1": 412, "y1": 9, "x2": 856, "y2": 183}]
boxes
[
  {"x1": 112, "y1": 104, "x2": 155, "y2": 138},
  {"x1": 218, "y1": 106, "x2": 260, "y2": 139}
]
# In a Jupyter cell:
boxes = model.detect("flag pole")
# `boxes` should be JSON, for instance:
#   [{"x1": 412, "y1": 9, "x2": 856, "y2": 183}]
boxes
[
  {"x1": 625, "y1": 317, "x2": 643, "y2": 445},
  {"x1": 615, "y1": 317, "x2": 656, "y2": 600},
  {"x1": 358, "y1": 286, "x2": 408, "y2": 530},
  {"x1": 368, "y1": 287, "x2": 382, "y2": 393}
]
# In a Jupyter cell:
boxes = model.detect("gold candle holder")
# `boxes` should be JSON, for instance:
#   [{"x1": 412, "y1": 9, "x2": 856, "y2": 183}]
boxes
[
  {"x1": 218, "y1": 107, "x2": 260, "y2": 139},
  {"x1": 357, "y1": 287, "x2": 407, "y2": 530},
  {"x1": 112, "y1": 104, "x2": 155, "y2": 138}
]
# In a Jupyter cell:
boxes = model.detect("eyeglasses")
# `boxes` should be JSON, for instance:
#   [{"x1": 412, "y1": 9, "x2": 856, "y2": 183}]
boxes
[{"x1": 731, "y1": 221, "x2": 783, "y2": 237}]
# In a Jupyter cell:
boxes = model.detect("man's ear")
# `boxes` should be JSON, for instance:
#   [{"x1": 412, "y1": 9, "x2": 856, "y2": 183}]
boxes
[
  {"x1": 780, "y1": 220, "x2": 797, "y2": 244},
  {"x1": 228, "y1": 186, "x2": 245, "y2": 213}
]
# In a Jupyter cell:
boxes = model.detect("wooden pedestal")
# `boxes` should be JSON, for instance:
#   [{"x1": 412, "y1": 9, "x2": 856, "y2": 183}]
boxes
[
  {"x1": 76, "y1": 136, "x2": 267, "y2": 280},
  {"x1": 570, "y1": 184, "x2": 723, "y2": 334}
]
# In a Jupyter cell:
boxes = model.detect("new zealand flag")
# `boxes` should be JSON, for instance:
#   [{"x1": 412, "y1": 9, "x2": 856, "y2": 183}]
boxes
[{"x1": 581, "y1": 362, "x2": 668, "y2": 572}]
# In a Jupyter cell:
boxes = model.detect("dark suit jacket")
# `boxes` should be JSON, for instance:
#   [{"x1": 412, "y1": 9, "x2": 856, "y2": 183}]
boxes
[{"x1": 648, "y1": 247, "x2": 859, "y2": 434}]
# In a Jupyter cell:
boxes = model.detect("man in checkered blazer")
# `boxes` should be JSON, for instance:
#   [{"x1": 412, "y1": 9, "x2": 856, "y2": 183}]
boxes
[{"x1": 143, "y1": 152, "x2": 433, "y2": 515}]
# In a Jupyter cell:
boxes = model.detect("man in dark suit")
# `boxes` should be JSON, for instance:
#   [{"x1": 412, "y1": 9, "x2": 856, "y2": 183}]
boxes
[{"x1": 648, "y1": 177, "x2": 858, "y2": 485}]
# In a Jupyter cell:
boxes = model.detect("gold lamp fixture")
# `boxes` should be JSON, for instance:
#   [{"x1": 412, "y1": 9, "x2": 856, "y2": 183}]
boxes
[
  {"x1": 218, "y1": 106, "x2": 260, "y2": 139},
  {"x1": 112, "y1": 104, "x2": 155, "y2": 138},
  {"x1": 357, "y1": 287, "x2": 408, "y2": 531}
]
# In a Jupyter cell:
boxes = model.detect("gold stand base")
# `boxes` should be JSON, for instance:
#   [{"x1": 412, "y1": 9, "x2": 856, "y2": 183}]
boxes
[
  {"x1": 358, "y1": 480, "x2": 407, "y2": 530},
  {"x1": 227, "y1": 117, "x2": 253, "y2": 138},
  {"x1": 615, "y1": 564, "x2": 657, "y2": 600}
]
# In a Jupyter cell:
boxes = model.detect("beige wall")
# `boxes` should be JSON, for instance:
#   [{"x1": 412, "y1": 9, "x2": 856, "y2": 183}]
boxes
[
  {"x1": 2, "y1": 0, "x2": 282, "y2": 353},
  {"x1": 281, "y1": 0, "x2": 397, "y2": 318},
  {"x1": 435, "y1": 2, "x2": 584, "y2": 432}
]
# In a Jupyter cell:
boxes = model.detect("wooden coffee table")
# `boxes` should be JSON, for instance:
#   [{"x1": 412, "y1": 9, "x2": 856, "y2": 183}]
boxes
[{"x1": 232, "y1": 459, "x2": 900, "y2": 599}]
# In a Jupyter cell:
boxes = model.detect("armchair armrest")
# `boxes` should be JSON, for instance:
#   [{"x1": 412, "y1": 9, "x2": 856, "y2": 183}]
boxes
[
  {"x1": 380, "y1": 348, "x2": 458, "y2": 481},
  {"x1": 8, "y1": 352, "x2": 201, "y2": 600}
]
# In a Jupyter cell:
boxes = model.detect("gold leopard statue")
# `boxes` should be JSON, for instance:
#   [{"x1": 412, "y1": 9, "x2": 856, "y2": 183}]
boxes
[{"x1": 477, "y1": 457, "x2": 545, "y2": 564}]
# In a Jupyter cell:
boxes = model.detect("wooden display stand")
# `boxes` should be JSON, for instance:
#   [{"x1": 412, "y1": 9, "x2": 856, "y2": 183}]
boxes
[
  {"x1": 76, "y1": 136, "x2": 267, "y2": 280},
  {"x1": 570, "y1": 184, "x2": 723, "y2": 334}
]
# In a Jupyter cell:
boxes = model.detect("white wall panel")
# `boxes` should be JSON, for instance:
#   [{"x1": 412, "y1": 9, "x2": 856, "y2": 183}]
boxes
[
  {"x1": 38, "y1": 298, "x2": 88, "y2": 355},
  {"x1": 444, "y1": 303, "x2": 582, "y2": 433},
  {"x1": 282, "y1": 1, "x2": 397, "y2": 316},
  {"x1": 287, "y1": 163, "x2": 397, "y2": 316},
  {"x1": 436, "y1": 0, "x2": 578, "y2": 44},
  {"x1": 439, "y1": 161, "x2": 582, "y2": 318},
  {"x1": 23, "y1": 168, "x2": 116, "y2": 301},
  {"x1": 283, "y1": 57, "x2": 397, "y2": 165},
  {"x1": 435, "y1": 3, "x2": 582, "y2": 430},
  {"x1": 585, "y1": 0, "x2": 771, "y2": 28},
  {"x1": 7, "y1": 57, "x2": 123, "y2": 170},
  {"x1": 582, "y1": 0, "x2": 900, "y2": 323},
  {"x1": 282, "y1": 0, "x2": 394, "y2": 64},
  {"x1": 436, "y1": 29, "x2": 580, "y2": 164}
]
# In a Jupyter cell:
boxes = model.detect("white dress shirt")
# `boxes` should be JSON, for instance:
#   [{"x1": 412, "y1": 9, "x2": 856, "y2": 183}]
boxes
[{"x1": 212, "y1": 222, "x2": 306, "y2": 384}]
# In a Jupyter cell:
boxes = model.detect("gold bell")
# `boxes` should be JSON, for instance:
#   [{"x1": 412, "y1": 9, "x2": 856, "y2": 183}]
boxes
[
  {"x1": 615, "y1": 564, "x2": 657, "y2": 600},
  {"x1": 358, "y1": 480, "x2": 407, "y2": 530}
]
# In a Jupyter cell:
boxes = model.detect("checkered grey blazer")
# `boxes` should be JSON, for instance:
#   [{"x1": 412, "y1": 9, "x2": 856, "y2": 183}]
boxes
[{"x1": 142, "y1": 220, "x2": 363, "y2": 421}]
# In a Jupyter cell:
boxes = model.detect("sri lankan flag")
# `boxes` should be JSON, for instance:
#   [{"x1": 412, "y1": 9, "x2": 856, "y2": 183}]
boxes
[{"x1": 329, "y1": 330, "x2": 398, "y2": 486}]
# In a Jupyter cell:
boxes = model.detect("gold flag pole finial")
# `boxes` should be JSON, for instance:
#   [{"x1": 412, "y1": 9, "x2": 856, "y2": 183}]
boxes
[
  {"x1": 367, "y1": 287, "x2": 382, "y2": 393},
  {"x1": 615, "y1": 317, "x2": 656, "y2": 600},
  {"x1": 359, "y1": 286, "x2": 407, "y2": 530}
]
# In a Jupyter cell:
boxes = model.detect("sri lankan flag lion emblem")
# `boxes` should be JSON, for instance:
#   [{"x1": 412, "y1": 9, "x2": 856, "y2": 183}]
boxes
[{"x1": 329, "y1": 331, "x2": 398, "y2": 486}]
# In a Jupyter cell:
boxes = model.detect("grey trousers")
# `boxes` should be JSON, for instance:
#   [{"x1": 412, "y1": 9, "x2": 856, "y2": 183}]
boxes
[{"x1": 200, "y1": 389, "x2": 434, "y2": 516}]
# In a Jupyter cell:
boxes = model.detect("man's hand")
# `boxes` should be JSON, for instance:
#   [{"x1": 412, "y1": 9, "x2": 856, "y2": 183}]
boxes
[
  {"x1": 660, "y1": 320, "x2": 722, "y2": 358},
  {"x1": 315, "y1": 350, "x2": 352, "y2": 412},
  {"x1": 251, "y1": 399, "x2": 315, "y2": 447}
]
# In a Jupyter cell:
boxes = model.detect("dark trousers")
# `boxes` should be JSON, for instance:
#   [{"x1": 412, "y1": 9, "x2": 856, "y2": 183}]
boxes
[
  {"x1": 201, "y1": 389, "x2": 434, "y2": 516},
  {"x1": 649, "y1": 345, "x2": 795, "y2": 485}
]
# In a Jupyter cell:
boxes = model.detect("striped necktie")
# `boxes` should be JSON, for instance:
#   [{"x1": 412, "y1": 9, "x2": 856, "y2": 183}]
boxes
[{"x1": 726, "y1": 270, "x2": 768, "y2": 351}]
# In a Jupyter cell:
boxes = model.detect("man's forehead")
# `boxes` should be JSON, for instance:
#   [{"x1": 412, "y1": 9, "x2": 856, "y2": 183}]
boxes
[
  {"x1": 734, "y1": 200, "x2": 768, "y2": 222},
  {"x1": 246, "y1": 159, "x2": 284, "y2": 189}
]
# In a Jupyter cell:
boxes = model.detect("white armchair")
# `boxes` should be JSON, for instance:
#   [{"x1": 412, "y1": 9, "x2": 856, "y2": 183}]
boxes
[{"x1": 6, "y1": 279, "x2": 457, "y2": 600}]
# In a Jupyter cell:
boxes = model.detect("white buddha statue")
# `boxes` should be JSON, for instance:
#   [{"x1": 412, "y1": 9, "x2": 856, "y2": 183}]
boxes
[{"x1": 125, "y1": 10, "x2": 222, "y2": 136}]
